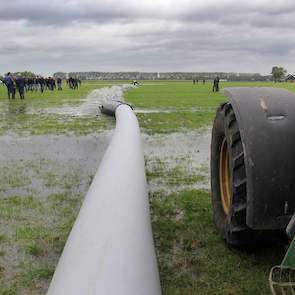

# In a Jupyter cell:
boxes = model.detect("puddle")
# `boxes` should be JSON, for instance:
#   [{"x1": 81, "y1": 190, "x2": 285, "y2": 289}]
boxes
[
  {"x1": 43, "y1": 84, "x2": 134, "y2": 117},
  {"x1": 0, "y1": 102, "x2": 33, "y2": 115},
  {"x1": 81, "y1": 83, "x2": 134, "y2": 86},
  {"x1": 0, "y1": 128, "x2": 211, "y2": 198},
  {"x1": 143, "y1": 128, "x2": 211, "y2": 192},
  {"x1": 0, "y1": 133, "x2": 112, "y2": 198},
  {"x1": 138, "y1": 83, "x2": 168, "y2": 85},
  {"x1": 135, "y1": 107, "x2": 215, "y2": 114},
  {"x1": 7, "y1": 104, "x2": 28, "y2": 114},
  {"x1": 135, "y1": 109, "x2": 177, "y2": 114}
]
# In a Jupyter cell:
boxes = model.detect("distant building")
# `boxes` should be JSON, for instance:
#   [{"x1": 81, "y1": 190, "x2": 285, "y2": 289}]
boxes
[{"x1": 285, "y1": 74, "x2": 295, "y2": 82}]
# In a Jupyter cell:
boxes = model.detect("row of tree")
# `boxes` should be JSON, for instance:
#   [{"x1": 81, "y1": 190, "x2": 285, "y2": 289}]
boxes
[
  {"x1": 56, "y1": 68, "x2": 290, "y2": 81},
  {"x1": 0, "y1": 68, "x2": 289, "y2": 82},
  {"x1": 271, "y1": 66, "x2": 287, "y2": 82}
]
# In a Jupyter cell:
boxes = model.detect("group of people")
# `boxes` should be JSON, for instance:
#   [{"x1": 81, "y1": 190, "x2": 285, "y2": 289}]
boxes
[
  {"x1": 1, "y1": 73, "x2": 25, "y2": 99},
  {"x1": 67, "y1": 77, "x2": 81, "y2": 89},
  {"x1": 193, "y1": 77, "x2": 220, "y2": 92},
  {"x1": 193, "y1": 79, "x2": 206, "y2": 85},
  {"x1": 24, "y1": 76, "x2": 59, "y2": 92},
  {"x1": 0, "y1": 73, "x2": 82, "y2": 99}
]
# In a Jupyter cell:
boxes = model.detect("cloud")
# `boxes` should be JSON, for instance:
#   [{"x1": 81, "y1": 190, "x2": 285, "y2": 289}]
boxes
[{"x1": 1, "y1": 0, "x2": 295, "y2": 74}]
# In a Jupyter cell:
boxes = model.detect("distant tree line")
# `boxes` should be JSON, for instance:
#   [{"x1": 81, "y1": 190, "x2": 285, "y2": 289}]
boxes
[
  {"x1": 1, "y1": 67, "x2": 289, "y2": 83},
  {"x1": 53, "y1": 71, "x2": 273, "y2": 81}
]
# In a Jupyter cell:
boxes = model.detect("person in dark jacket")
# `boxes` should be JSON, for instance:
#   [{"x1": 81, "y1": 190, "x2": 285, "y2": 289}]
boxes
[
  {"x1": 48, "y1": 77, "x2": 55, "y2": 91},
  {"x1": 212, "y1": 77, "x2": 220, "y2": 92},
  {"x1": 57, "y1": 78, "x2": 62, "y2": 90},
  {"x1": 15, "y1": 75, "x2": 25, "y2": 99},
  {"x1": 39, "y1": 76, "x2": 45, "y2": 93},
  {"x1": 3, "y1": 72, "x2": 15, "y2": 99}
]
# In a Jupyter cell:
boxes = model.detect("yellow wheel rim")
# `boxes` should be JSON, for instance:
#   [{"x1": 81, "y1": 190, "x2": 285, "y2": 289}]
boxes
[{"x1": 219, "y1": 137, "x2": 232, "y2": 215}]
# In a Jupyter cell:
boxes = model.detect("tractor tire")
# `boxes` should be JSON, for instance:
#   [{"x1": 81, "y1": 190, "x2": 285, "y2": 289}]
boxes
[
  {"x1": 211, "y1": 102, "x2": 263, "y2": 245},
  {"x1": 211, "y1": 87, "x2": 295, "y2": 246}
]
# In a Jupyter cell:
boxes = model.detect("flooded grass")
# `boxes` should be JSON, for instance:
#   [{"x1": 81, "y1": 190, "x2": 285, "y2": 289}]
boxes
[
  {"x1": 0, "y1": 193, "x2": 79, "y2": 294},
  {"x1": 1, "y1": 80, "x2": 294, "y2": 294},
  {"x1": 0, "y1": 82, "x2": 124, "y2": 136},
  {"x1": 0, "y1": 132, "x2": 111, "y2": 293},
  {"x1": 144, "y1": 129, "x2": 211, "y2": 192}
]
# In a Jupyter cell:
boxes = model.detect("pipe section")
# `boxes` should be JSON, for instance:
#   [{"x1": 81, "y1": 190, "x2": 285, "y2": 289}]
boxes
[{"x1": 47, "y1": 104, "x2": 162, "y2": 295}]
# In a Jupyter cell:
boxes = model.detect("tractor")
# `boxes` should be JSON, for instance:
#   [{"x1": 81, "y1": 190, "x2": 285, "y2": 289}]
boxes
[{"x1": 211, "y1": 87, "x2": 295, "y2": 294}]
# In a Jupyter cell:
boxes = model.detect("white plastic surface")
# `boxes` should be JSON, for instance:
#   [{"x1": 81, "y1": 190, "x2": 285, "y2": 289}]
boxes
[{"x1": 47, "y1": 104, "x2": 162, "y2": 295}]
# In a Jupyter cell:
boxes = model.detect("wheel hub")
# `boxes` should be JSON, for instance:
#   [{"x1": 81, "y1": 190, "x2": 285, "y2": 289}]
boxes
[{"x1": 219, "y1": 137, "x2": 232, "y2": 215}]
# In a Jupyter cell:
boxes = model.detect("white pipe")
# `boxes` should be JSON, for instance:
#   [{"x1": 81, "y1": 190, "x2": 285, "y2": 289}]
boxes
[{"x1": 47, "y1": 104, "x2": 162, "y2": 295}]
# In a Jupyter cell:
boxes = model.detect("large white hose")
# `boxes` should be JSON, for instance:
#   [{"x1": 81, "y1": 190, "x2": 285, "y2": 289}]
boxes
[{"x1": 47, "y1": 104, "x2": 162, "y2": 295}]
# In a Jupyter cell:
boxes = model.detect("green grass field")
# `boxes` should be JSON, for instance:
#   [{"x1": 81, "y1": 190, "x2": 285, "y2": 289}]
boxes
[{"x1": 0, "y1": 80, "x2": 294, "y2": 294}]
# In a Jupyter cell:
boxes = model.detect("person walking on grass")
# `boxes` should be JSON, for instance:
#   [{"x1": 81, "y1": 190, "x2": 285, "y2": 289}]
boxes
[
  {"x1": 16, "y1": 74, "x2": 25, "y2": 99},
  {"x1": 2, "y1": 72, "x2": 15, "y2": 99}
]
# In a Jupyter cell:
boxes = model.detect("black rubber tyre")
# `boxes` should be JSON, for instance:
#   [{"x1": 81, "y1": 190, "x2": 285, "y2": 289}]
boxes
[{"x1": 211, "y1": 102, "x2": 259, "y2": 245}]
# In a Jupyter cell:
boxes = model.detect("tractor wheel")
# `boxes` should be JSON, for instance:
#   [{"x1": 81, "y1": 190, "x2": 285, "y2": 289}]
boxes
[{"x1": 211, "y1": 102, "x2": 258, "y2": 245}]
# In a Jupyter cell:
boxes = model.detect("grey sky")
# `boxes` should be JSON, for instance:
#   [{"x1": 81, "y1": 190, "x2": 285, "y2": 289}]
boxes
[{"x1": 1, "y1": 0, "x2": 294, "y2": 75}]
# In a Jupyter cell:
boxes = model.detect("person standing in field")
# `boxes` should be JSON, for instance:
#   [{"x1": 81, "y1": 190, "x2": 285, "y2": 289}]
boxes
[
  {"x1": 2, "y1": 72, "x2": 15, "y2": 99},
  {"x1": 48, "y1": 77, "x2": 56, "y2": 90},
  {"x1": 57, "y1": 78, "x2": 62, "y2": 90},
  {"x1": 39, "y1": 76, "x2": 45, "y2": 93},
  {"x1": 212, "y1": 77, "x2": 220, "y2": 92},
  {"x1": 68, "y1": 77, "x2": 73, "y2": 89},
  {"x1": 73, "y1": 78, "x2": 78, "y2": 89},
  {"x1": 15, "y1": 74, "x2": 25, "y2": 99}
]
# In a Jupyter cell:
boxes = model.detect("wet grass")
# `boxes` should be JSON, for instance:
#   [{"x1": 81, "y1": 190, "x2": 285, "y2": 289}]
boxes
[
  {"x1": 0, "y1": 193, "x2": 80, "y2": 294},
  {"x1": 0, "y1": 81, "x2": 115, "y2": 135},
  {"x1": 145, "y1": 152, "x2": 286, "y2": 294},
  {"x1": 0, "y1": 111, "x2": 110, "y2": 135},
  {"x1": 1, "y1": 80, "x2": 294, "y2": 294},
  {"x1": 137, "y1": 111, "x2": 213, "y2": 134},
  {"x1": 146, "y1": 158, "x2": 207, "y2": 188},
  {"x1": 0, "y1": 81, "x2": 117, "y2": 107},
  {"x1": 125, "y1": 80, "x2": 295, "y2": 134},
  {"x1": 124, "y1": 81, "x2": 295, "y2": 294},
  {"x1": 2, "y1": 80, "x2": 295, "y2": 135},
  {"x1": 150, "y1": 189, "x2": 286, "y2": 295}
]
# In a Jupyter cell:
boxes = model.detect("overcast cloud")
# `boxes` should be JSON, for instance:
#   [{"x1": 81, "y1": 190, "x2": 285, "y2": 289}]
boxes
[{"x1": 1, "y1": 0, "x2": 295, "y2": 75}]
